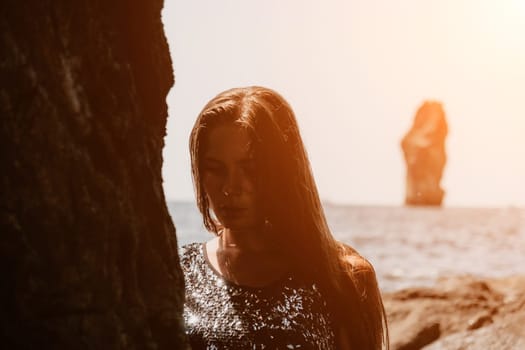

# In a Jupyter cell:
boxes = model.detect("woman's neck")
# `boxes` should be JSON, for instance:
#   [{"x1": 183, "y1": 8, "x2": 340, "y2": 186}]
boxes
[
  {"x1": 205, "y1": 228, "x2": 288, "y2": 287},
  {"x1": 219, "y1": 227, "x2": 276, "y2": 253}
]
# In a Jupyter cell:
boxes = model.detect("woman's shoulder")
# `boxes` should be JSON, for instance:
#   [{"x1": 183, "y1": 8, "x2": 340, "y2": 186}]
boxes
[
  {"x1": 339, "y1": 242, "x2": 379, "y2": 295},
  {"x1": 180, "y1": 241, "x2": 202, "y2": 253},
  {"x1": 179, "y1": 242, "x2": 204, "y2": 264},
  {"x1": 340, "y1": 243, "x2": 374, "y2": 274}
]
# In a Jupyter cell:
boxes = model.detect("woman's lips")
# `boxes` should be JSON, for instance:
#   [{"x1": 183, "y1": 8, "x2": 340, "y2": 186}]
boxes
[{"x1": 219, "y1": 207, "x2": 247, "y2": 218}]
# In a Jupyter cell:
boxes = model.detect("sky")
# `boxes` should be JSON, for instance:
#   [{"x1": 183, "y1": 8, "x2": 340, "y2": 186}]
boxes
[{"x1": 161, "y1": 0, "x2": 525, "y2": 207}]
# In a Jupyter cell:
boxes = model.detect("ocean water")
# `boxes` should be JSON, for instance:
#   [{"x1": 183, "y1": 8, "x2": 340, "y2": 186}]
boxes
[{"x1": 168, "y1": 201, "x2": 525, "y2": 292}]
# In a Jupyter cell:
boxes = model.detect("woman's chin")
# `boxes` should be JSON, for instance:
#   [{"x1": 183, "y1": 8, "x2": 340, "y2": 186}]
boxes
[{"x1": 218, "y1": 218, "x2": 260, "y2": 232}]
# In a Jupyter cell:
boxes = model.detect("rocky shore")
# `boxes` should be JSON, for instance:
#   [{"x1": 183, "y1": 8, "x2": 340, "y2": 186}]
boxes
[{"x1": 384, "y1": 275, "x2": 525, "y2": 350}]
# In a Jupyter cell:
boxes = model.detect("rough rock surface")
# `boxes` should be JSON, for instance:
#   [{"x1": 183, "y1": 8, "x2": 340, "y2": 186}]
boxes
[
  {"x1": 1, "y1": 1, "x2": 188, "y2": 348},
  {"x1": 384, "y1": 275, "x2": 525, "y2": 350},
  {"x1": 401, "y1": 101, "x2": 448, "y2": 206}
]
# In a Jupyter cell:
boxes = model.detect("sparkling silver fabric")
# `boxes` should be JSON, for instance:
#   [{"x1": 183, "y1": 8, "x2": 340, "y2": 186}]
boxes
[{"x1": 181, "y1": 242, "x2": 335, "y2": 350}]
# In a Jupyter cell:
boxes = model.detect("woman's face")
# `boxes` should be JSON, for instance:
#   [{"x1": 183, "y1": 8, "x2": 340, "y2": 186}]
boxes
[{"x1": 200, "y1": 123, "x2": 261, "y2": 231}]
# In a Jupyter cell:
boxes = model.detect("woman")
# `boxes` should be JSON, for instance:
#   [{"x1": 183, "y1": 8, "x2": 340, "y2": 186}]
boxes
[{"x1": 181, "y1": 86, "x2": 389, "y2": 349}]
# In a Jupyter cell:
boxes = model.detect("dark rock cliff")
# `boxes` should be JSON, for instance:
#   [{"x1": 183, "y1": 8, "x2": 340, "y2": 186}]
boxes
[{"x1": 0, "y1": 1, "x2": 188, "y2": 348}]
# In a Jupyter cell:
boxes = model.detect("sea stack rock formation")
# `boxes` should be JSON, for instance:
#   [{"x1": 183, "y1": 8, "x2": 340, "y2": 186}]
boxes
[
  {"x1": 401, "y1": 101, "x2": 448, "y2": 206},
  {"x1": 1, "y1": 1, "x2": 188, "y2": 349}
]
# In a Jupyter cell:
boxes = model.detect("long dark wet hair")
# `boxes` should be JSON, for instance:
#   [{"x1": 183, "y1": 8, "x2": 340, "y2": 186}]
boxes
[{"x1": 189, "y1": 86, "x2": 389, "y2": 349}]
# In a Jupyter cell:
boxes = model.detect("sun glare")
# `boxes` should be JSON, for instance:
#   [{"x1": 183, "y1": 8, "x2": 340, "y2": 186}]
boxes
[
  {"x1": 476, "y1": 0, "x2": 525, "y2": 56},
  {"x1": 512, "y1": 0, "x2": 525, "y2": 12}
]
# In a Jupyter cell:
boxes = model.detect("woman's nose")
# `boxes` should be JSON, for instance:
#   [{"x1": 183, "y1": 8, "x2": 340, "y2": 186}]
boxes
[{"x1": 222, "y1": 169, "x2": 242, "y2": 197}]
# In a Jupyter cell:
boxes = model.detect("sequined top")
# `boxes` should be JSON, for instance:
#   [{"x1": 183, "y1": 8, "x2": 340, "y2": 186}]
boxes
[{"x1": 181, "y1": 242, "x2": 336, "y2": 350}]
